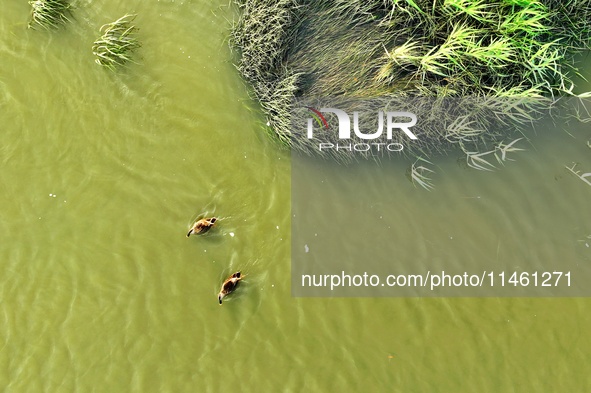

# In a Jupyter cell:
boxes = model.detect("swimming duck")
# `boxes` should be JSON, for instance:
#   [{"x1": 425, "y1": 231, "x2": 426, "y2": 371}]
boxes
[
  {"x1": 186, "y1": 217, "x2": 217, "y2": 237},
  {"x1": 218, "y1": 272, "x2": 243, "y2": 305}
]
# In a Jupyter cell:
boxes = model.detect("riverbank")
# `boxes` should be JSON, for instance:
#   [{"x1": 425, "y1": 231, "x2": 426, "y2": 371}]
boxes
[{"x1": 230, "y1": 0, "x2": 591, "y2": 160}]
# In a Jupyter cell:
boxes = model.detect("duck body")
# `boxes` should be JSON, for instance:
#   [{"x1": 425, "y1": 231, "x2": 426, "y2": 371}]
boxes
[
  {"x1": 218, "y1": 272, "x2": 242, "y2": 304},
  {"x1": 187, "y1": 217, "x2": 217, "y2": 237}
]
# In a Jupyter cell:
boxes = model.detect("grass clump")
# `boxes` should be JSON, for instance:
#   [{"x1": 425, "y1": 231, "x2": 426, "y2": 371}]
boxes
[
  {"x1": 28, "y1": 0, "x2": 72, "y2": 30},
  {"x1": 230, "y1": 0, "x2": 302, "y2": 147},
  {"x1": 93, "y1": 14, "x2": 141, "y2": 70},
  {"x1": 230, "y1": 0, "x2": 591, "y2": 160}
]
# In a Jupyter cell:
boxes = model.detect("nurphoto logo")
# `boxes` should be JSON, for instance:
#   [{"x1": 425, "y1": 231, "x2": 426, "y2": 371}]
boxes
[{"x1": 305, "y1": 107, "x2": 418, "y2": 153}]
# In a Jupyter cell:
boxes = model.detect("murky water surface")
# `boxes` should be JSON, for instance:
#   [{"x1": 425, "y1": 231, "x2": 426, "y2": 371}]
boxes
[{"x1": 1, "y1": 1, "x2": 590, "y2": 391}]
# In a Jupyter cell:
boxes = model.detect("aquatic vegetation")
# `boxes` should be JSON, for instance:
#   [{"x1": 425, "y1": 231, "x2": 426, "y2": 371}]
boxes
[
  {"x1": 230, "y1": 0, "x2": 591, "y2": 160},
  {"x1": 460, "y1": 137, "x2": 525, "y2": 170},
  {"x1": 408, "y1": 157, "x2": 435, "y2": 190},
  {"x1": 187, "y1": 217, "x2": 218, "y2": 237},
  {"x1": 565, "y1": 163, "x2": 591, "y2": 186},
  {"x1": 230, "y1": 0, "x2": 301, "y2": 147},
  {"x1": 92, "y1": 14, "x2": 141, "y2": 70},
  {"x1": 494, "y1": 138, "x2": 525, "y2": 164},
  {"x1": 28, "y1": 0, "x2": 71, "y2": 29},
  {"x1": 464, "y1": 148, "x2": 497, "y2": 171}
]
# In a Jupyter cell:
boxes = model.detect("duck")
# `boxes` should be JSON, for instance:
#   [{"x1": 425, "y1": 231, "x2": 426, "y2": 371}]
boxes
[
  {"x1": 186, "y1": 217, "x2": 217, "y2": 237},
  {"x1": 218, "y1": 272, "x2": 243, "y2": 305}
]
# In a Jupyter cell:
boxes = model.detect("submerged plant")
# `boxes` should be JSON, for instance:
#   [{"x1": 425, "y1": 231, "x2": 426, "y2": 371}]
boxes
[
  {"x1": 93, "y1": 14, "x2": 141, "y2": 70},
  {"x1": 565, "y1": 163, "x2": 591, "y2": 186},
  {"x1": 494, "y1": 138, "x2": 525, "y2": 164},
  {"x1": 28, "y1": 0, "x2": 71, "y2": 29},
  {"x1": 459, "y1": 138, "x2": 525, "y2": 171},
  {"x1": 408, "y1": 157, "x2": 436, "y2": 190},
  {"x1": 464, "y1": 149, "x2": 497, "y2": 171}
]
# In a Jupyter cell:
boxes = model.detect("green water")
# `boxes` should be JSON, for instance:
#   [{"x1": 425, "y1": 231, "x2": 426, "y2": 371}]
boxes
[{"x1": 1, "y1": 1, "x2": 591, "y2": 392}]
